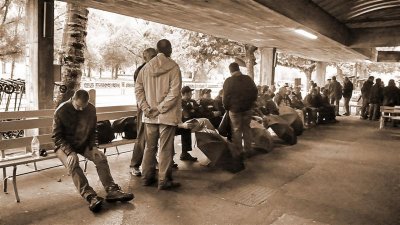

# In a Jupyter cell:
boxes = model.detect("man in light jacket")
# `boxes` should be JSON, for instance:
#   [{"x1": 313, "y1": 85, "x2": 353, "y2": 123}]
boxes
[{"x1": 135, "y1": 39, "x2": 182, "y2": 190}]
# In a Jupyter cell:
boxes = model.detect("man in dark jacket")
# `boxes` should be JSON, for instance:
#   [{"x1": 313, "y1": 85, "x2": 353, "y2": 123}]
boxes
[
  {"x1": 342, "y1": 77, "x2": 354, "y2": 116},
  {"x1": 130, "y1": 48, "x2": 157, "y2": 176},
  {"x1": 223, "y1": 62, "x2": 258, "y2": 157},
  {"x1": 178, "y1": 86, "x2": 201, "y2": 161},
  {"x1": 368, "y1": 78, "x2": 384, "y2": 120},
  {"x1": 199, "y1": 88, "x2": 222, "y2": 128},
  {"x1": 383, "y1": 79, "x2": 400, "y2": 106},
  {"x1": 53, "y1": 90, "x2": 134, "y2": 213},
  {"x1": 328, "y1": 76, "x2": 342, "y2": 116},
  {"x1": 360, "y1": 76, "x2": 374, "y2": 119}
]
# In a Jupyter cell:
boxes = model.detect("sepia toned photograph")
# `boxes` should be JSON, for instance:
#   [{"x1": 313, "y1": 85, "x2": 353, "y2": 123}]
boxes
[{"x1": 0, "y1": 0, "x2": 399, "y2": 224}]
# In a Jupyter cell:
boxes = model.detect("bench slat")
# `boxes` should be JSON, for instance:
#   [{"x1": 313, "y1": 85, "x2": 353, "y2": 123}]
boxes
[
  {"x1": 97, "y1": 111, "x2": 136, "y2": 121},
  {"x1": 0, "y1": 134, "x2": 53, "y2": 151},
  {"x1": 96, "y1": 105, "x2": 136, "y2": 113},
  {"x1": 0, "y1": 109, "x2": 55, "y2": 120},
  {"x1": 0, "y1": 118, "x2": 53, "y2": 132},
  {"x1": 98, "y1": 139, "x2": 137, "y2": 149}
]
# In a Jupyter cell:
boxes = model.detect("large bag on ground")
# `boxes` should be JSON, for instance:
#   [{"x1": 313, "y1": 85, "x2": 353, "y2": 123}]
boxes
[
  {"x1": 263, "y1": 115, "x2": 297, "y2": 145},
  {"x1": 278, "y1": 106, "x2": 304, "y2": 136},
  {"x1": 112, "y1": 116, "x2": 137, "y2": 139},
  {"x1": 195, "y1": 129, "x2": 244, "y2": 173},
  {"x1": 97, "y1": 120, "x2": 115, "y2": 144},
  {"x1": 250, "y1": 120, "x2": 273, "y2": 152}
]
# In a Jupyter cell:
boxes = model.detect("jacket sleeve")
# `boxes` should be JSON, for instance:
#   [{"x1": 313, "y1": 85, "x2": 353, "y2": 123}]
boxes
[
  {"x1": 222, "y1": 79, "x2": 231, "y2": 110},
  {"x1": 52, "y1": 112, "x2": 73, "y2": 155},
  {"x1": 157, "y1": 66, "x2": 182, "y2": 113},
  {"x1": 135, "y1": 68, "x2": 151, "y2": 112}
]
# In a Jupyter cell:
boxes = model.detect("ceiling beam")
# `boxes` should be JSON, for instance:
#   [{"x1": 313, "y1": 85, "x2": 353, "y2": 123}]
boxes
[
  {"x1": 254, "y1": 0, "x2": 351, "y2": 45},
  {"x1": 350, "y1": 26, "x2": 400, "y2": 47},
  {"x1": 351, "y1": 48, "x2": 377, "y2": 61},
  {"x1": 377, "y1": 51, "x2": 400, "y2": 62},
  {"x1": 346, "y1": 19, "x2": 400, "y2": 29}
]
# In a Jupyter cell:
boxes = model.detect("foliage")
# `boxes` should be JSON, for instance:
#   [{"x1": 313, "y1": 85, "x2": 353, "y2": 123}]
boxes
[
  {"x1": 0, "y1": 0, "x2": 25, "y2": 61},
  {"x1": 277, "y1": 52, "x2": 317, "y2": 75}
]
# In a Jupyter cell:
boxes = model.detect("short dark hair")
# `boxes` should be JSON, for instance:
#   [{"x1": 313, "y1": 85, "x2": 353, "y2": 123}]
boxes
[
  {"x1": 143, "y1": 48, "x2": 157, "y2": 59},
  {"x1": 73, "y1": 89, "x2": 89, "y2": 102},
  {"x1": 229, "y1": 62, "x2": 240, "y2": 73},
  {"x1": 156, "y1": 39, "x2": 172, "y2": 56},
  {"x1": 332, "y1": 76, "x2": 336, "y2": 81}
]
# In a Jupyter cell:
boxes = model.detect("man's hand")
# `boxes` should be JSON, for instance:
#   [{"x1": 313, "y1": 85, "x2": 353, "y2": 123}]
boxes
[
  {"x1": 213, "y1": 111, "x2": 221, "y2": 117},
  {"x1": 145, "y1": 107, "x2": 160, "y2": 118}
]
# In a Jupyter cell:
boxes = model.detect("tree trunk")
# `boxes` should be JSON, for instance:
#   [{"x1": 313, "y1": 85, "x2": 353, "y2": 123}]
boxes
[
  {"x1": 87, "y1": 66, "x2": 91, "y2": 78},
  {"x1": 305, "y1": 70, "x2": 312, "y2": 91},
  {"x1": 54, "y1": 3, "x2": 89, "y2": 107},
  {"x1": 336, "y1": 66, "x2": 344, "y2": 82},
  {"x1": 245, "y1": 44, "x2": 257, "y2": 79},
  {"x1": 99, "y1": 67, "x2": 102, "y2": 78},
  {"x1": 10, "y1": 59, "x2": 14, "y2": 78}
]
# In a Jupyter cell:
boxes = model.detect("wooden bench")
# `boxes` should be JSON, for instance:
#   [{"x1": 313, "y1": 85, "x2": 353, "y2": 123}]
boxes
[
  {"x1": 0, "y1": 105, "x2": 137, "y2": 202},
  {"x1": 379, "y1": 106, "x2": 400, "y2": 129}
]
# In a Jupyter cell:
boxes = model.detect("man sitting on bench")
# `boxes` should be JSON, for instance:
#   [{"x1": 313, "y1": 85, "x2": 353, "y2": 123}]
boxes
[{"x1": 52, "y1": 89, "x2": 134, "y2": 212}]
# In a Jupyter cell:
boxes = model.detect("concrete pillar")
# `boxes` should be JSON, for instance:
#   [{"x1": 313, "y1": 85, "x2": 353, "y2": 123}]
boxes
[
  {"x1": 315, "y1": 62, "x2": 327, "y2": 86},
  {"x1": 26, "y1": 0, "x2": 54, "y2": 110},
  {"x1": 259, "y1": 47, "x2": 276, "y2": 86}
]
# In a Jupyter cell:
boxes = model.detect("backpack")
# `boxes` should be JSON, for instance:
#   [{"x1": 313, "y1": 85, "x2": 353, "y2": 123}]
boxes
[
  {"x1": 97, "y1": 120, "x2": 115, "y2": 144},
  {"x1": 112, "y1": 116, "x2": 137, "y2": 139}
]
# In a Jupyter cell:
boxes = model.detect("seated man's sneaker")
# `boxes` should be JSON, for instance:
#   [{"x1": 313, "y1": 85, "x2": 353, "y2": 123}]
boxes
[
  {"x1": 180, "y1": 152, "x2": 198, "y2": 161},
  {"x1": 130, "y1": 167, "x2": 141, "y2": 177},
  {"x1": 158, "y1": 180, "x2": 181, "y2": 190},
  {"x1": 106, "y1": 185, "x2": 134, "y2": 202},
  {"x1": 87, "y1": 195, "x2": 104, "y2": 213}
]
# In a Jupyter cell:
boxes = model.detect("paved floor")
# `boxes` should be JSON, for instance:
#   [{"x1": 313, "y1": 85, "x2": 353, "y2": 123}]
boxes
[{"x1": 1, "y1": 116, "x2": 399, "y2": 225}]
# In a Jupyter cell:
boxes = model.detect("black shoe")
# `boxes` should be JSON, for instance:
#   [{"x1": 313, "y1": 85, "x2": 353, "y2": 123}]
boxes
[
  {"x1": 142, "y1": 177, "x2": 157, "y2": 186},
  {"x1": 180, "y1": 152, "x2": 198, "y2": 162},
  {"x1": 105, "y1": 185, "x2": 134, "y2": 202},
  {"x1": 88, "y1": 195, "x2": 104, "y2": 213},
  {"x1": 158, "y1": 180, "x2": 181, "y2": 190},
  {"x1": 130, "y1": 167, "x2": 141, "y2": 177}
]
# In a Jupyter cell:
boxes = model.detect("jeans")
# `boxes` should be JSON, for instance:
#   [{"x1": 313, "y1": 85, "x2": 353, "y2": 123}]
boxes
[
  {"x1": 142, "y1": 124, "x2": 176, "y2": 182},
  {"x1": 130, "y1": 109, "x2": 145, "y2": 169},
  {"x1": 344, "y1": 97, "x2": 351, "y2": 115},
  {"x1": 229, "y1": 110, "x2": 253, "y2": 153},
  {"x1": 330, "y1": 97, "x2": 340, "y2": 115},
  {"x1": 56, "y1": 146, "x2": 116, "y2": 200},
  {"x1": 360, "y1": 97, "x2": 370, "y2": 118},
  {"x1": 368, "y1": 103, "x2": 381, "y2": 120}
]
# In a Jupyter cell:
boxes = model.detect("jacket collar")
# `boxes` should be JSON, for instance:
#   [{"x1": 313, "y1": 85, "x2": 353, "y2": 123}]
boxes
[{"x1": 231, "y1": 71, "x2": 242, "y2": 77}]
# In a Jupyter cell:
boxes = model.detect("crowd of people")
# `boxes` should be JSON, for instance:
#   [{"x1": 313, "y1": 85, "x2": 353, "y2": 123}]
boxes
[{"x1": 51, "y1": 38, "x2": 400, "y2": 213}]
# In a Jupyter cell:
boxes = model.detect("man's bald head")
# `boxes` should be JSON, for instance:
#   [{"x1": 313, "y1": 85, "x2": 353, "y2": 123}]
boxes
[
  {"x1": 157, "y1": 39, "x2": 172, "y2": 57},
  {"x1": 143, "y1": 48, "x2": 157, "y2": 62}
]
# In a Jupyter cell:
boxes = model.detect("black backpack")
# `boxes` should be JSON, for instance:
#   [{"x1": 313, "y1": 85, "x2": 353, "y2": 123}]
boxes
[
  {"x1": 112, "y1": 116, "x2": 137, "y2": 139},
  {"x1": 97, "y1": 120, "x2": 115, "y2": 144}
]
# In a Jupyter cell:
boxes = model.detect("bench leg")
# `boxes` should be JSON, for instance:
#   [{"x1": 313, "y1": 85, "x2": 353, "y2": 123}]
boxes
[
  {"x1": 103, "y1": 148, "x2": 107, "y2": 154},
  {"x1": 379, "y1": 117, "x2": 384, "y2": 129},
  {"x1": 115, "y1": 146, "x2": 120, "y2": 155},
  {"x1": 12, "y1": 166, "x2": 20, "y2": 202},
  {"x1": 3, "y1": 167, "x2": 7, "y2": 193},
  {"x1": 33, "y1": 162, "x2": 38, "y2": 171}
]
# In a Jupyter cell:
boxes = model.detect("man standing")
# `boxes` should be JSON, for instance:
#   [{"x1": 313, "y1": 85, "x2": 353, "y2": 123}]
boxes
[
  {"x1": 368, "y1": 78, "x2": 384, "y2": 121},
  {"x1": 52, "y1": 90, "x2": 134, "y2": 213},
  {"x1": 223, "y1": 62, "x2": 258, "y2": 157},
  {"x1": 130, "y1": 48, "x2": 157, "y2": 177},
  {"x1": 360, "y1": 76, "x2": 374, "y2": 119},
  {"x1": 342, "y1": 77, "x2": 354, "y2": 116},
  {"x1": 135, "y1": 39, "x2": 182, "y2": 190},
  {"x1": 328, "y1": 76, "x2": 343, "y2": 116}
]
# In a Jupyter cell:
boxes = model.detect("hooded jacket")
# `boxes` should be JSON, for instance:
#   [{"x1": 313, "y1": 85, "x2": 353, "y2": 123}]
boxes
[
  {"x1": 135, "y1": 53, "x2": 182, "y2": 126},
  {"x1": 361, "y1": 80, "x2": 374, "y2": 99}
]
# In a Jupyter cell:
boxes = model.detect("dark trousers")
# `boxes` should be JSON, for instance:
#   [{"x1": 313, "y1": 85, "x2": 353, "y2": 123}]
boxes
[
  {"x1": 130, "y1": 109, "x2": 145, "y2": 168},
  {"x1": 181, "y1": 129, "x2": 192, "y2": 154},
  {"x1": 330, "y1": 97, "x2": 340, "y2": 115}
]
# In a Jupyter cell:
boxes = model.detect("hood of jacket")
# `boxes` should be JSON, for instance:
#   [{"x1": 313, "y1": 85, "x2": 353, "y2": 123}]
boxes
[{"x1": 146, "y1": 53, "x2": 177, "y2": 77}]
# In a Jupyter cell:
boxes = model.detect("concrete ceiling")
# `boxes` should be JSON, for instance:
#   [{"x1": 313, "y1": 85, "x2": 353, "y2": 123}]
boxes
[{"x1": 62, "y1": 0, "x2": 400, "y2": 63}]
